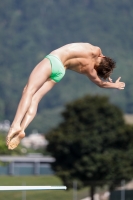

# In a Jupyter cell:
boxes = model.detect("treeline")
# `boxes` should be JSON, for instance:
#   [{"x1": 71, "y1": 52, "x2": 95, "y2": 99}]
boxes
[
  {"x1": 46, "y1": 95, "x2": 133, "y2": 196},
  {"x1": 0, "y1": 0, "x2": 133, "y2": 133}
]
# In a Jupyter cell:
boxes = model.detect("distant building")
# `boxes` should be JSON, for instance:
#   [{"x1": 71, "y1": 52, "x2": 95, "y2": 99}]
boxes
[
  {"x1": 0, "y1": 153, "x2": 55, "y2": 176},
  {"x1": 124, "y1": 114, "x2": 133, "y2": 125}
]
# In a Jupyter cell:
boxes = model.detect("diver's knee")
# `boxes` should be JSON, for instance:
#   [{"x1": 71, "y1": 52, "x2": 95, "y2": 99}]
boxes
[{"x1": 22, "y1": 85, "x2": 36, "y2": 96}]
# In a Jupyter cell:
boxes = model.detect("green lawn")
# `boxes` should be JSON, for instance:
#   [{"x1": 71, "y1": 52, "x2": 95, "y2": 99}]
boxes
[{"x1": 0, "y1": 176, "x2": 88, "y2": 200}]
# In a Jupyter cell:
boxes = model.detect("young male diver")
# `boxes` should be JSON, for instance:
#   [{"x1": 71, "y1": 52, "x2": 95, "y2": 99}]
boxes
[{"x1": 6, "y1": 43, "x2": 125, "y2": 150}]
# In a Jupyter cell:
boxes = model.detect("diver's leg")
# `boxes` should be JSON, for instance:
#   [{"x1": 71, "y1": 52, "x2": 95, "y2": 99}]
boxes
[
  {"x1": 6, "y1": 58, "x2": 52, "y2": 145},
  {"x1": 8, "y1": 79, "x2": 56, "y2": 150}
]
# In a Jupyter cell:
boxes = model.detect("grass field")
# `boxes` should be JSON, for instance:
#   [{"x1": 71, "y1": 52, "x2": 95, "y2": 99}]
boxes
[{"x1": 0, "y1": 175, "x2": 88, "y2": 200}]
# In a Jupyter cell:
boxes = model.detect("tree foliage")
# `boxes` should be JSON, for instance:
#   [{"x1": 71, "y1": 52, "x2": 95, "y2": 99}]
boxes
[
  {"x1": 46, "y1": 95, "x2": 133, "y2": 193},
  {"x1": 0, "y1": 0, "x2": 133, "y2": 133}
]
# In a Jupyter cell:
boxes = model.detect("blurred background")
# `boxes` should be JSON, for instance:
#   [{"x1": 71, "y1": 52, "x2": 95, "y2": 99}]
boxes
[{"x1": 0, "y1": 0, "x2": 133, "y2": 199}]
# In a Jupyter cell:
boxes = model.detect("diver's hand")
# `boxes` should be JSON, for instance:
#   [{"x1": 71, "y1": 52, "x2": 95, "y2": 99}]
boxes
[
  {"x1": 115, "y1": 77, "x2": 125, "y2": 90},
  {"x1": 108, "y1": 77, "x2": 113, "y2": 82}
]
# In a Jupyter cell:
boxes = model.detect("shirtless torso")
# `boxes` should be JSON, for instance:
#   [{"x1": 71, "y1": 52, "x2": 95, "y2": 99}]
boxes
[{"x1": 51, "y1": 43, "x2": 101, "y2": 74}]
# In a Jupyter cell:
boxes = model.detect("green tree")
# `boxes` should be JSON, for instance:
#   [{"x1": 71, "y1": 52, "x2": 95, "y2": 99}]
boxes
[
  {"x1": 0, "y1": 0, "x2": 133, "y2": 134},
  {"x1": 46, "y1": 95, "x2": 133, "y2": 200}
]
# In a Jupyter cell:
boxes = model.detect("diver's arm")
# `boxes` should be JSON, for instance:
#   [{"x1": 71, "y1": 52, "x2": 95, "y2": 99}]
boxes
[{"x1": 87, "y1": 68, "x2": 125, "y2": 89}]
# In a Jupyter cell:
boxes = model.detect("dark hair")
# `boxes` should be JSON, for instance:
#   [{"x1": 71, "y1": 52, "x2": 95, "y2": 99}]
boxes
[{"x1": 95, "y1": 57, "x2": 116, "y2": 80}]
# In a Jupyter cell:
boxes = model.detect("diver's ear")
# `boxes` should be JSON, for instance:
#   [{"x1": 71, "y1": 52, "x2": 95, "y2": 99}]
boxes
[{"x1": 99, "y1": 55, "x2": 105, "y2": 58}]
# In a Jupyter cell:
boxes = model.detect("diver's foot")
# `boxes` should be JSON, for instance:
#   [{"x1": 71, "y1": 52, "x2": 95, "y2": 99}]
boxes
[
  {"x1": 8, "y1": 131, "x2": 25, "y2": 150},
  {"x1": 6, "y1": 126, "x2": 21, "y2": 146}
]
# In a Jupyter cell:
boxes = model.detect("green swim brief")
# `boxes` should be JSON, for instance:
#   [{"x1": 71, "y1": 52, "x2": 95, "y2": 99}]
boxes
[{"x1": 45, "y1": 54, "x2": 65, "y2": 82}]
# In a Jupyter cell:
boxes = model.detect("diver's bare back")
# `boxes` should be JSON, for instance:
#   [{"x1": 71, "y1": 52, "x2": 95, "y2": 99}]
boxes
[{"x1": 51, "y1": 43, "x2": 101, "y2": 74}]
